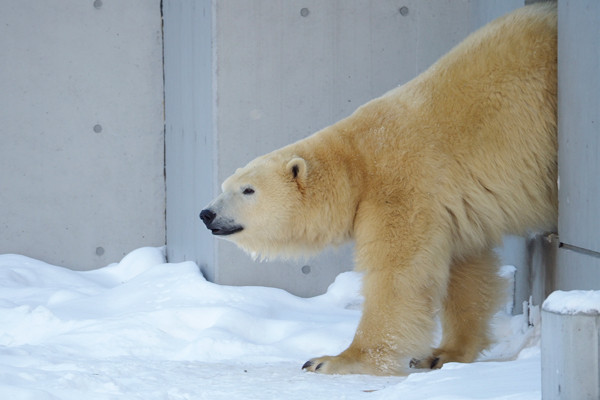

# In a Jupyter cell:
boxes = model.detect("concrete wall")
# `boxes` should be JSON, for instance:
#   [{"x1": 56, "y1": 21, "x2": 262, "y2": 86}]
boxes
[
  {"x1": 164, "y1": 0, "x2": 523, "y2": 297},
  {"x1": 1, "y1": 0, "x2": 563, "y2": 302},
  {"x1": 163, "y1": 0, "x2": 215, "y2": 275},
  {"x1": 0, "y1": 0, "x2": 165, "y2": 269},
  {"x1": 541, "y1": 3, "x2": 600, "y2": 395},
  {"x1": 555, "y1": 0, "x2": 600, "y2": 291}
]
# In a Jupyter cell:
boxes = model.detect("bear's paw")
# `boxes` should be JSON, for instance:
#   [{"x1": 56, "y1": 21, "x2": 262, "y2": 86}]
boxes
[{"x1": 302, "y1": 349, "x2": 404, "y2": 376}]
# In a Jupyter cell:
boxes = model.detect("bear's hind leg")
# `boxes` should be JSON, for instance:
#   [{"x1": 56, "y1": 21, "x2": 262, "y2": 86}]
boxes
[{"x1": 411, "y1": 249, "x2": 506, "y2": 369}]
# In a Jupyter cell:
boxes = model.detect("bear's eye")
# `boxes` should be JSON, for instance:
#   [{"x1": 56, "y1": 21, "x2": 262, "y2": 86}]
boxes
[{"x1": 242, "y1": 187, "x2": 255, "y2": 195}]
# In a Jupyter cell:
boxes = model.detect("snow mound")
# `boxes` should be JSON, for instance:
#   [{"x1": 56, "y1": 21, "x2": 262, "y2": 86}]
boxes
[
  {"x1": 0, "y1": 247, "x2": 542, "y2": 399},
  {"x1": 543, "y1": 290, "x2": 600, "y2": 315}
]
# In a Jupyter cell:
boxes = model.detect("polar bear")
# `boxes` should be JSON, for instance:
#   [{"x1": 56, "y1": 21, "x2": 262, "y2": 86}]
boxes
[{"x1": 200, "y1": 4, "x2": 557, "y2": 376}]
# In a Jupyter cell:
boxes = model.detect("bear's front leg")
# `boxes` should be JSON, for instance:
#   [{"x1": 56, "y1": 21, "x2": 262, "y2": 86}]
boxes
[{"x1": 303, "y1": 255, "x2": 447, "y2": 376}]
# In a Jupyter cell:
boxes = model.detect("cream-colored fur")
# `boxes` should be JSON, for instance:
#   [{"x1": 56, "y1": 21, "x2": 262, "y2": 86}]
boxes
[{"x1": 201, "y1": 4, "x2": 557, "y2": 376}]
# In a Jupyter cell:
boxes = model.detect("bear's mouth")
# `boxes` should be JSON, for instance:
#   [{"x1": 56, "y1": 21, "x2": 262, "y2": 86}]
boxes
[{"x1": 210, "y1": 226, "x2": 244, "y2": 236}]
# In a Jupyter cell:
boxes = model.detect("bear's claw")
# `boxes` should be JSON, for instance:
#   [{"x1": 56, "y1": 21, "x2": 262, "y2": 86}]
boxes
[
  {"x1": 409, "y1": 355, "x2": 443, "y2": 370},
  {"x1": 302, "y1": 360, "x2": 324, "y2": 372},
  {"x1": 409, "y1": 355, "x2": 447, "y2": 369},
  {"x1": 301, "y1": 360, "x2": 324, "y2": 372},
  {"x1": 301, "y1": 356, "x2": 344, "y2": 374}
]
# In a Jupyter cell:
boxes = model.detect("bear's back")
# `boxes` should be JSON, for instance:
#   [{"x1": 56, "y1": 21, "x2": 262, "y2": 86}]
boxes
[{"x1": 341, "y1": 3, "x2": 558, "y2": 250}]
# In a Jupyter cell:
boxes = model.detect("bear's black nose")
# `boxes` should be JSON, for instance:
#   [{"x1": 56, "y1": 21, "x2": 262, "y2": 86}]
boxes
[{"x1": 199, "y1": 209, "x2": 216, "y2": 226}]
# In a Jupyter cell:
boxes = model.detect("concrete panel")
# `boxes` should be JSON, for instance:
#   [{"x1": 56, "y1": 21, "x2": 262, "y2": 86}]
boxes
[
  {"x1": 528, "y1": 234, "x2": 558, "y2": 306},
  {"x1": 165, "y1": 1, "x2": 524, "y2": 296},
  {"x1": 556, "y1": 246, "x2": 600, "y2": 291},
  {"x1": 496, "y1": 235, "x2": 528, "y2": 313},
  {"x1": 558, "y1": 0, "x2": 600, "y2": 254},
  {"x1": 472, "y1": 0, "x2": 526, "y2": 25},
  {"x1": 0, "y1": 0, "x2": 165, "y2": 269},
  {"x1": 497, "y1": 233, "x2": 557, "y2": 314},
  {"x1": 163, "y1": 0, "x2": 217, "y2": 279}
]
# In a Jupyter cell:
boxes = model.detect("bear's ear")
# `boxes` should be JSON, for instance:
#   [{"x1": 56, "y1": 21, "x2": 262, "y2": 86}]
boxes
[{"x1": 286, "y1": 157, "x2": 307, "y2": 183}]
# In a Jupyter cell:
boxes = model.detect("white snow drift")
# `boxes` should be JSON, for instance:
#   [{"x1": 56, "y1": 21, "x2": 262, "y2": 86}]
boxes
[{"x1": 0, "y1": 247, "x2": 546, "y2": 399}]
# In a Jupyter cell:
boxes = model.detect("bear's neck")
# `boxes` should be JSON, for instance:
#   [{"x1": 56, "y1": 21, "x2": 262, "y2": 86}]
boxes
[{"x1": 289, "y1": 122, "x2": 367, "y2": 245}]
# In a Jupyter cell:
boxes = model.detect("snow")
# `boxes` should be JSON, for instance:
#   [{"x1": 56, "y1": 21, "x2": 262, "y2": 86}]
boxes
[
  {"x1": 0, "y1": 247, "x2": 543, "y2": 399},
  {"x1": 543, "y1": 290, "x2": 600, "y2": 315}
]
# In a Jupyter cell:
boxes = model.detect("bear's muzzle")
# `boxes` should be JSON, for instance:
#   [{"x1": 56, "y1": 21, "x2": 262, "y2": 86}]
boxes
[{"x1": 200, "y1": 209, "x2": 244, "y2": 236}]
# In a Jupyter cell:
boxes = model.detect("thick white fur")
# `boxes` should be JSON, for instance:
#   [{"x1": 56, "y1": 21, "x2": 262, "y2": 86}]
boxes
[{"x1": 203, "y1": 4, "x2": 557, "y2": 375}]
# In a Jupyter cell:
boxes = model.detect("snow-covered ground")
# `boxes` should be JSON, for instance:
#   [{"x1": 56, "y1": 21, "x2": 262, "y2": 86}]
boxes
[{"x1": 0, "y1": 247, "x2": 543, "y2": 399}]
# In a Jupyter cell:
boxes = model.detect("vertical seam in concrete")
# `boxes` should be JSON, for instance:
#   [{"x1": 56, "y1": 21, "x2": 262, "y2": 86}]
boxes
[
  {"x1": 160, "y1": 0, "x2": 168, "y2": 256},
  {"x1": 211, "y1": 0, "x2": 219, "y2": 281}
]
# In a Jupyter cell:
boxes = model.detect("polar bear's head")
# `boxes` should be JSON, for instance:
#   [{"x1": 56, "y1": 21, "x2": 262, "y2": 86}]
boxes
[{"x1": 200, "y1": 153, "x2": 312, "y2": 259}]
